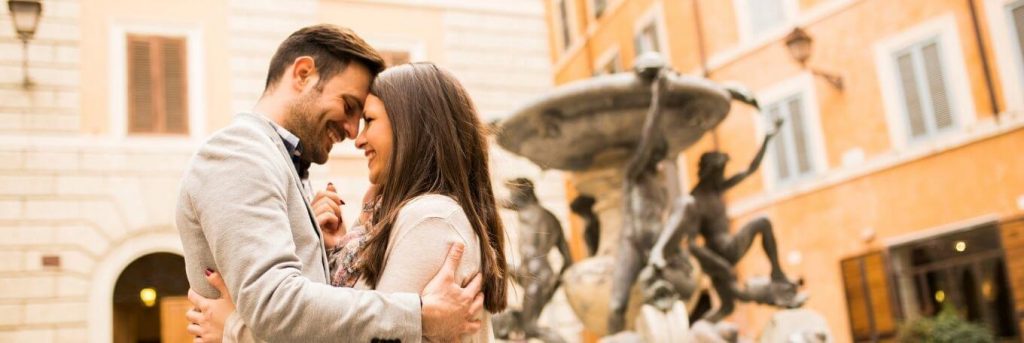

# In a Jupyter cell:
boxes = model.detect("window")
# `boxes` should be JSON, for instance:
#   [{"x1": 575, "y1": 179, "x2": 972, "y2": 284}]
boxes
[
  {"x1": 592, "y1": 0, "x2": 607, "y2": 18},
  {"x1": 841, "y1": 252, "x2": 898, "y2": 342},
  {"x1": 634, "y1": 21, "x2": 660, "y2": 56},
  {"x1": 1009, "y1": 1, "x2": 1024, "y2": 86},
  {"x1": 893, "y1": 38, "x2": 955, "y2": 140},
  {"x1": 764, "y1": 95, "x2": 815, "y2": 183},
  {"x1": 747, "y1": 0, "x2": 786, "y2": 33},
  {"x1": 380, "y1": 50, "x2": 411, "y2": 67},
  {"x1": 126, "y1": 34, "x2": 188, "y2": 135},
  {"x1": 557, "y1": 0, "x2": 573, "y2": 51}
]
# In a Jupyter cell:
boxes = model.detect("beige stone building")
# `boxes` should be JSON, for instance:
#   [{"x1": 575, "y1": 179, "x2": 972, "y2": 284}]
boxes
[{"x1": 0, "y1": 0, "x2": 574, "y2": 341}]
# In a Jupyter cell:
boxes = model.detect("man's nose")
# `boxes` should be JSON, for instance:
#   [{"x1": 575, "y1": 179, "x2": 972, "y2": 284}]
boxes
[{"x1": 344, "y1": 117, "x2": 359, "y2": 139}]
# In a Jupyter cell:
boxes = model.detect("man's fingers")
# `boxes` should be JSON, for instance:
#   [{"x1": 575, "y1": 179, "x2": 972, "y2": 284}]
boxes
[
  {"x1": 439, "y1": 242, "x2": 466, "y2": 279},
  {"x1": 460, "y1": 319, "x2": 483, "y2": 335},
  {"x1": 185, "y1": 308, "x2": 203, "y2": 323},
  {"x1": 187, "y1": 322, "x2": 202, "y2": 336},
  {"x1": 467, "y1": 293, "x2": 484, "y2": 318},
  {"x1": 187, "y1": 289, "x2": 203, "y2": 307},
  {"x1": 205, "y1": 271, "x2": 230, "y2": 299},
  {"x1": 462, "y1": 273, "x2": 483, "y2": 295}
]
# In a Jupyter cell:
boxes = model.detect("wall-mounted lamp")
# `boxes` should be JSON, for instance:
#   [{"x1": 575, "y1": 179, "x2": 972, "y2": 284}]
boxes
[
  {"x1": 785, "y1": 27, "x2": 843, "y2": 91},
  {"x1": 140, "y1": 287, "x2": 157, "y2": 307},
  {"x1": 7, "y1": 0, "x2": 42, "y2": 88}
]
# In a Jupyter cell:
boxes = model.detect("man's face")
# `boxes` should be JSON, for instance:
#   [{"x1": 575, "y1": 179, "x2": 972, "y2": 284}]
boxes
[{"x1": 284, "y1": 62, "x2": 371, "y2": 164}]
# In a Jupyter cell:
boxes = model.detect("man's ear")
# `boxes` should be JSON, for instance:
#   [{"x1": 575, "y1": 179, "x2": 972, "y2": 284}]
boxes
[{"x1": 291, "y1": 56, "x2": 317, "y2": 91}]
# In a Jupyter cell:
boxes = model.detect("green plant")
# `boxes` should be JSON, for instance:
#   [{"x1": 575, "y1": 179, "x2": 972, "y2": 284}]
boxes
[{"x1": 898, "y1": 304, "x2": 994, "y2": 343}]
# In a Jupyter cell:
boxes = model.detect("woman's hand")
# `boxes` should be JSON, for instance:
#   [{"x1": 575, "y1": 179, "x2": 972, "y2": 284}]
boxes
[
  {"x1": 359, "y1": 184, "x2": 379, "y2": 224},
  {"x1": 186, "y1": 270, "x2": 235, "y2": 343},
  {"x1": 314, "y1": 182, "x2": 346, "y2": 249}
]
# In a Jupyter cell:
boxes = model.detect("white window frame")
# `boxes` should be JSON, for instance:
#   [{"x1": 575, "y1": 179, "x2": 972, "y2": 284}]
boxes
[
  {"x1": 732, "y1": 0, "x2": 799, "y2": 44},
  {"x1": 633, "y1": 2, "x2": 671, "y2": 59},
  {"x1": 109, "y1": 22, "x2": 206, "y2": 141},
  {"x1": 985, "y1": 0, "x2": 1024, "y2": 112},
  {"x1": 873, "y1": 14, "x2": 976, "y2": 151},
  {"x1": 594, "y1": 46, "x2": 621, "y2": 76},
  {"x1": 755, "y1": 73, "x2": 828, "y2": 190}
]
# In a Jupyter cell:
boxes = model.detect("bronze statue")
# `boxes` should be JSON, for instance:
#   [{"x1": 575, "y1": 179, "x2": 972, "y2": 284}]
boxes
[
  {"x1": 496, "y1": 178, "x2": 572, "y2": 343},
  {"x1": 651, "y1": 116, "x2": 806, "y2": 322},
  {"x1": 607, "y1": 58, "x2": 674, "y2": 334},
  {"x1": 569, "y1": 194, "x2": 600, "y2": 257}
]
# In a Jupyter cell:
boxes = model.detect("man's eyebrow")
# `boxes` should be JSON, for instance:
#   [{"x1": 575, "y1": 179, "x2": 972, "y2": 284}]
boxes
[{"x1": 342, "y1": 94, "x2": 364, "y2": 114}]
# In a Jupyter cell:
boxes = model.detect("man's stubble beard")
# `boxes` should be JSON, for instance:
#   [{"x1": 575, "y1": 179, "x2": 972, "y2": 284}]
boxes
[{"x1": 283, "y1": 90, "x2": 330, "y2": 165}]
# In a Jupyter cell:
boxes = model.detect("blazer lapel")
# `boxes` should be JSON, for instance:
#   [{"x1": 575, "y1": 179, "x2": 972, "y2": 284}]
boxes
[{"x1": 236, "y1": 113, "x2": 332, "y2": 278}]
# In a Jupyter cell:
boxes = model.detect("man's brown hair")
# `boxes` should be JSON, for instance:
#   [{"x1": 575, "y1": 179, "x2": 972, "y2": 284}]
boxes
[{"x1": 264, "y1": 24, "x2": 385, "y2": 92}]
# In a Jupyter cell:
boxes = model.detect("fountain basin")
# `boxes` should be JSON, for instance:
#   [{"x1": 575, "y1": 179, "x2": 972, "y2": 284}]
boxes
[{"x1": 496, "y1": 71, "x2": 731, "y2": 171}]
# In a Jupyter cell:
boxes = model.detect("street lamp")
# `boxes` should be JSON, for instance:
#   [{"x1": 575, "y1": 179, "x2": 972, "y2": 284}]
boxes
[
  {"x1": 785, "y1": 27, "x2": 843, "y2": 90},
  {"x1": 7, "y1": 0, "x2": 42, "y2": 88}
]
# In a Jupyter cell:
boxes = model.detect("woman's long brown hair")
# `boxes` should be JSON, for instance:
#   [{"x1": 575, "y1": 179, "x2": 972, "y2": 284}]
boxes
[{"x1": 357, "y1": 62, "x2": 508, "y2": 312}]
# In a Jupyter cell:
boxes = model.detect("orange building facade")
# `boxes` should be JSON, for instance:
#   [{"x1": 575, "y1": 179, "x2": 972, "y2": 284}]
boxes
[{"x1": 542, "y1": 0, "x2": 1024, "y2": 341}]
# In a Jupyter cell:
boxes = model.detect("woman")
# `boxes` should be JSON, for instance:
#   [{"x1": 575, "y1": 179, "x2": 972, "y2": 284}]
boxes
[{"x1": 189, "y1": 62, "x2": 509, "y2": 342}]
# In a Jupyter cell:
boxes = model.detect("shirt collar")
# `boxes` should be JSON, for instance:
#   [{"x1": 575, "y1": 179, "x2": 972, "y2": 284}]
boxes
[
  {"x1": 265, "y1": 118, "x2": 311, "y2": 179},
  {"x1": 273, "y1": 123, "x2": 302, "y2": 158}
]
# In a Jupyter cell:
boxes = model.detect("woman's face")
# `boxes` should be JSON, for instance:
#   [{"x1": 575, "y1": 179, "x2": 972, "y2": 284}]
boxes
[{"x1": 355, "y1": 94, "x2": 393, "y2": 185}]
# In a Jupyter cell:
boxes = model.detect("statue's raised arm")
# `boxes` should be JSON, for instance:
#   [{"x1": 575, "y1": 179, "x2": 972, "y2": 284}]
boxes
[
  {"x1": 723, "y1": 117, "x2": 783, "y2": 190},
  {"x1": 625, "y1": 72, "x2": 669, "y2": 180}
]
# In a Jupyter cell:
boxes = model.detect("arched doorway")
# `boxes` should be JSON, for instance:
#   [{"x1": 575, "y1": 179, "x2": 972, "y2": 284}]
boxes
[{"x1": 111, "y1": 252, "x2": 190, "y2": 343}]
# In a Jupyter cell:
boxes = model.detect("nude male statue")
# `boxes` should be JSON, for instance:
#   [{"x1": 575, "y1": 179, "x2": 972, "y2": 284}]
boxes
[
  {"x1": 497, "y1": 178, "x2": 572, "y2": 342},
  {"x1": 649, "y1": 116, "x2": 806, "y2": 322},
  {"x1": 607, "y1": 58, "x2": 673, "y2": 334}
]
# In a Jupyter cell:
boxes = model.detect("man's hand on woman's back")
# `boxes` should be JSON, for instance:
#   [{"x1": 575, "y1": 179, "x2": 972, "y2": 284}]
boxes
[{"x1": 421, "y1": 242, "x2": 486, "y2": 340}]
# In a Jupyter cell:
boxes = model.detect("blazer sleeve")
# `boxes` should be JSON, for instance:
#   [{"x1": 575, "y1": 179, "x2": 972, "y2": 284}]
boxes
[
  {"x1": 223, "y1": 312, "x2": 254, "y2": 343},
  {"x1": 187, "y1": 126, "x2": 422, "y2": 342}
]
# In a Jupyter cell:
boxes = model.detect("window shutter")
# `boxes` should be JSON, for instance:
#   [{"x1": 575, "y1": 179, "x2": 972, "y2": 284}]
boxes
[
  {"x1": 896, "y1": 52, "x2": 927, "y2": 138},
  {"x1": 594, "y1": 0, "x2": 606, "y2": 18},
  {"x1": 559, "y1": 0, "x2": 572, "y2": 51},
  {"x1": 999, "y1": 217, "x2": 1024, "y2": 314},
  {"x1": 863, "y1": 252, "x2": 897, "y2": 335},
  {"x1": 842, "y1": 251, "x2": 898, "y2": 342},
  {"x1": 842, "y1": 257, "x2": 872, "y2": 339},
  {"x1": 161, "y1": 37, "x2": 189, "y2": 134},
  {"x1": 769, "y1": 105, "x2": 791, "y2": 181},
  {"x1": 787, "y1": 97, "x2": 812, "y2": 174},
  {"x1": 921, "y1": 42, "x2": 952, "y2": 130},
  {"x1": 126, "y1": 35, "x2": 188, "y2": 135},
  {"x1": 381, "y1": 51, "x2": 411, "y2": 67},
  {"x1": 748, "y1": 0, "x2": 785, "y2": 33},
  {"x1": 127, "y1": 36, "x2": 155, "y2": 133},
  {"x1": 1014, "y1": 4, "x2": 1024, "y2": 66}
]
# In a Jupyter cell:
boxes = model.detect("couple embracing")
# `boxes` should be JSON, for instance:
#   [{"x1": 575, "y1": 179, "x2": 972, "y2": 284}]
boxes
[{"x1": 176, "y1": 24, "x2": 508, "y2": 342}]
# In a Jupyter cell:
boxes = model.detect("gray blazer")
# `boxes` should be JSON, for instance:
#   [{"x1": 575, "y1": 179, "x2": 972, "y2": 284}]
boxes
[{"x1": 176, "y1": 113, "x2": 421, "y2": 342}]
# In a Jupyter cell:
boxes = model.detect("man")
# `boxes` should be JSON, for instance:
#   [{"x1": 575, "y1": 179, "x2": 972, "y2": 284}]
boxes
[{"x1": 176, "y1": 24, "x2": 481, "y2": 342}]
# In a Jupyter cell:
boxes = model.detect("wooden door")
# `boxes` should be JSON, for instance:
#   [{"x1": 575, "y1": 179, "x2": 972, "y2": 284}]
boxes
[{"x1": 160, "y1": 296, "x2": 193, "y2": 343}]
